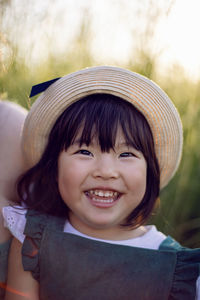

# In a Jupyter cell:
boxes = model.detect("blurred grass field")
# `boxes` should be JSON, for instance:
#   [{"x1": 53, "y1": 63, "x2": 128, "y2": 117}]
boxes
[{"x1": 0, "y1": 0, "x2": 200, "y2": 248}]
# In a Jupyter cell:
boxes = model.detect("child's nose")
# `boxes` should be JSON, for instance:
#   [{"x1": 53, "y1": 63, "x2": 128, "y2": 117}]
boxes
[{"x1": 92, "y1": 154, "x2": 119, "y2": 179}]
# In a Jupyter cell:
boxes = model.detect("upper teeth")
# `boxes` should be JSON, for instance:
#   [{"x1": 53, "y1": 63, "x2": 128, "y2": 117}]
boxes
[{"x1": 89, "y1": 190, "x2": 118, "y2": 197}]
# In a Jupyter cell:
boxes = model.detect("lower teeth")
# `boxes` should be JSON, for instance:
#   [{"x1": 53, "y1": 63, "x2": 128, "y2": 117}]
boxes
[{"x1": 92, "y1": 197, "x2": 114, "y2": 203}]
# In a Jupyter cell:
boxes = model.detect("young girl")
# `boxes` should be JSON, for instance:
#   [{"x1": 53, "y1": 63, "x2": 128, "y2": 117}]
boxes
[
  {"x1": 0, "y1": 101, "x2": 27, "y2": 299},
  {"x1": 3, "y1": 66, "x2": 200, "y2": 300}
]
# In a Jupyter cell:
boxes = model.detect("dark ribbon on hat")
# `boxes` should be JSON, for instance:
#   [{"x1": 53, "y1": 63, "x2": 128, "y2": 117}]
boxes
[{"x1": 30, "y1": 77, "x2": 61, "y2": 97}]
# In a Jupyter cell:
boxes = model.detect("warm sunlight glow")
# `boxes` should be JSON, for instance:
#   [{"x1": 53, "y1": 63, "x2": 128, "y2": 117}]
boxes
[
  {"x1": 2, "y1": 0, "x2": 200, "y2": 80},
  {"x1": 156, "y1": 0, "x2": 200, "y2": 79}
]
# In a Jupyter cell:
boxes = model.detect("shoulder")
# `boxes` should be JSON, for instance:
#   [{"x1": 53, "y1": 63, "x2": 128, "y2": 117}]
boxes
[
  {"x1": 159, "y1": 235, "x2": 200, "y2": 300},
  {"x1": 134, "y1": 225, "x2": 166, "y2": 249},
  {"x1": 3, "y1": 206, "x2": 27, "y2": 243},
  {"x1": 3, "y1": 206, "x2": 66, "y2": 244}
]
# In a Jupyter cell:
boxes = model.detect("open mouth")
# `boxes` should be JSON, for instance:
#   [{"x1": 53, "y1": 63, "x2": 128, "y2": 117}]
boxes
[{"x1": 85, "y1": 189, "x2": 121, "y2": 205}]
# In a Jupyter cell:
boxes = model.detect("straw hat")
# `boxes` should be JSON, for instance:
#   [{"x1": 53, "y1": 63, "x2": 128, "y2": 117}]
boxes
[{"x1": 22, "y1": 66, "x2": 183, "y2": 188}]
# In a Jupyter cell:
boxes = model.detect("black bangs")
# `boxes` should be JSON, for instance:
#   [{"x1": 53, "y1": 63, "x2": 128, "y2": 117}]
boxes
[{"x1": 52, "y1": 93, "x2": 152, "y2": 154}]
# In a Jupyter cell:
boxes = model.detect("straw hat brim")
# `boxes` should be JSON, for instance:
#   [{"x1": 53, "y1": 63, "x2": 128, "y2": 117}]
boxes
[{"x1": 22, "y1": 66, "x2": 183, "y2": 188}]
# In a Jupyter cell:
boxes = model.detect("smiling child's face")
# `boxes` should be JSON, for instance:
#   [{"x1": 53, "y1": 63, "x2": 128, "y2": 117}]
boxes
[{"x1": 58, "y1": 127, "x2": 147, "y2": 240}]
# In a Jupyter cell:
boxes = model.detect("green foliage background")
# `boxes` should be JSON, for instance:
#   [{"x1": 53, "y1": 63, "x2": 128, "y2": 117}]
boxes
[{"x1": 0, "y1": 0, "x2": 200, "y2": 247}]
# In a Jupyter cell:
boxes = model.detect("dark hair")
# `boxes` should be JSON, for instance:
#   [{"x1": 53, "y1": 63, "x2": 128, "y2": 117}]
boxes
[{"x1": 18, "y1": 93, "x2": 160, "y2": 228}]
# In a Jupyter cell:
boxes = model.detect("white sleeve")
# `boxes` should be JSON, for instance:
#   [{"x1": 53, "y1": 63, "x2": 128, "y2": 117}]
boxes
[
  {"x1": 2, "y1": 206, "x2": 27, "y2": 243},
  {"x1": 197, "y1": 276, "x2": 200, "y2": 300}
]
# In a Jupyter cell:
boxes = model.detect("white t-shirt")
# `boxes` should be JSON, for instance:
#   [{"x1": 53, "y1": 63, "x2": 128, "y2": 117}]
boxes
[{"x1": 3, "y1": 206, "x2": 200, "y2": 298}]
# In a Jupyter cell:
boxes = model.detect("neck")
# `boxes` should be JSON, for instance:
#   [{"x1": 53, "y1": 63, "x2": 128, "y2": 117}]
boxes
[{"x1": 68, "y1": 214, "x2": 147, "y2": 241}]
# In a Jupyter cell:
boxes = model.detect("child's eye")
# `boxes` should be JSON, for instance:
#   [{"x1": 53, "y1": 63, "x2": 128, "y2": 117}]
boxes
[
  {"x1": 120, "y1": 152, "x2": 135, "y2": 158},
  {"x1": 76, "y1": 149, "x2": 93, "y2": 156}
]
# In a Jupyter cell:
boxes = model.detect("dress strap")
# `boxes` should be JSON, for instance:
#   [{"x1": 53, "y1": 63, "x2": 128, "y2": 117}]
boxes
[
  {"x1": 45, "y1": 214, "x2": 66, "y2": 231},
  {"x1": 159, "y1": 236, "x2": 182, "y2": 251},
  {"x1": 25, "y1": 209, "x2": 66, "y2": 231}
]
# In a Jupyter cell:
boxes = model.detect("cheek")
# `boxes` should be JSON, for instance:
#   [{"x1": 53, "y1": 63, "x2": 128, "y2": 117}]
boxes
[
  {"x1": 57, "y1": 159, "x2": 86, "y2": 196},
  {"x1": 127, "y1": 163, "x2": 147, "y2": 196},
  {"x1": 58, "y1": 165, "x2": 78, "y2": 191},
  {"x1": 58, "y1": 169, "x2": 76, "y2": 207}
]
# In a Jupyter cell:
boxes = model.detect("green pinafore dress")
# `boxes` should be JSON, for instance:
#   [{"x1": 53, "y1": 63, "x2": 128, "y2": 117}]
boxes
[{"x1": 22, "y1": 211, "x2": 200, "y2": 300}]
